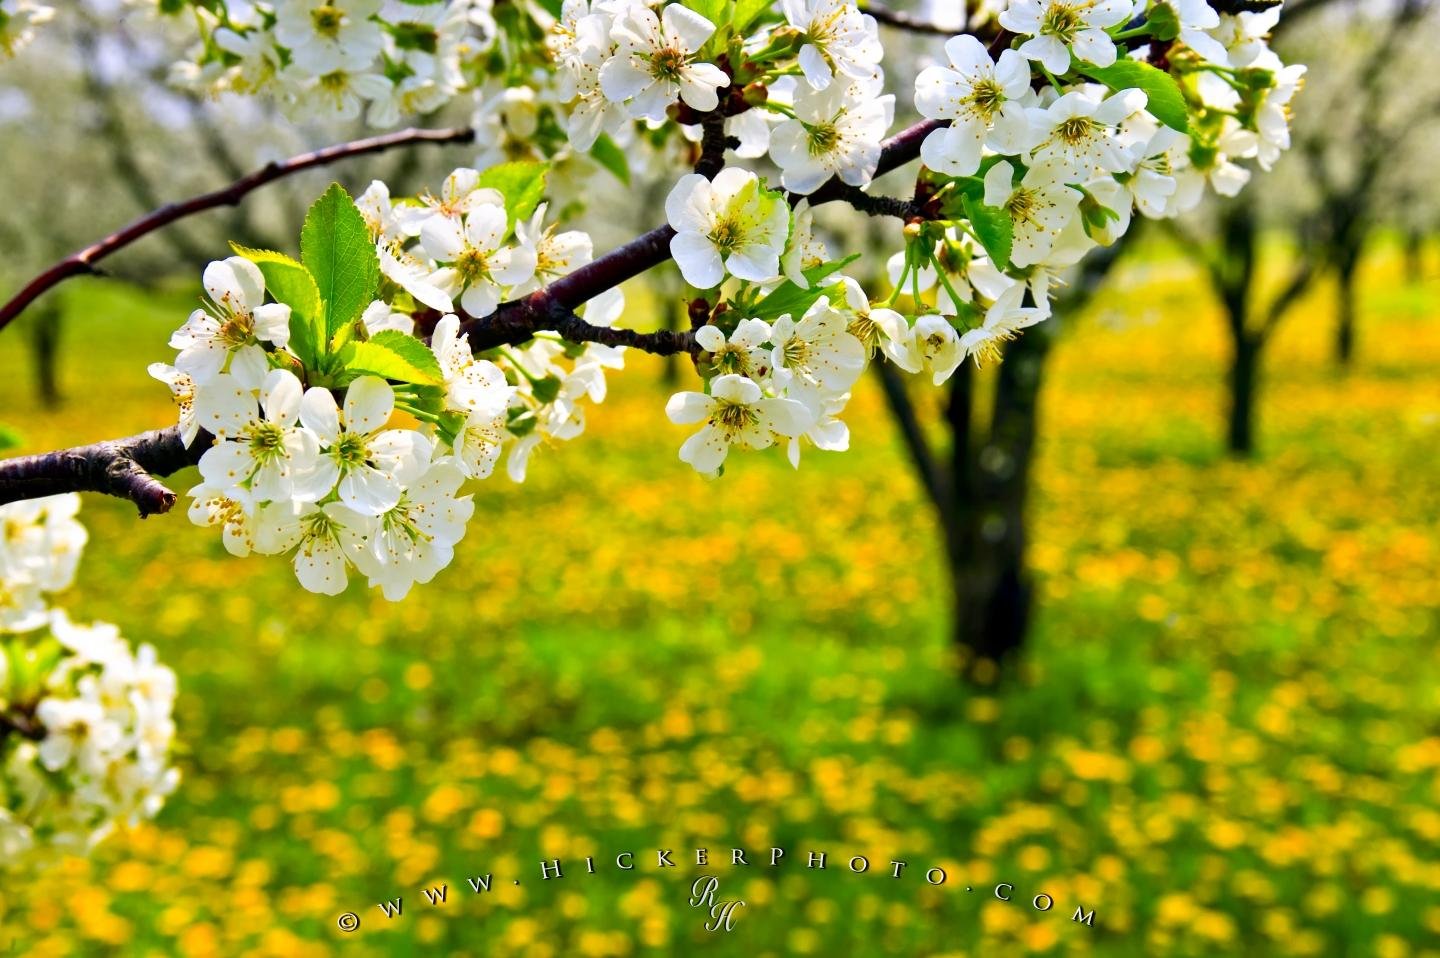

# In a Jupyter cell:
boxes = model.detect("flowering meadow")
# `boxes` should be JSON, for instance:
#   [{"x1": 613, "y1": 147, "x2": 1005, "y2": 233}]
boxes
[{"x1": 0, "y1": 237, "x2": 1437, "y2": 955}]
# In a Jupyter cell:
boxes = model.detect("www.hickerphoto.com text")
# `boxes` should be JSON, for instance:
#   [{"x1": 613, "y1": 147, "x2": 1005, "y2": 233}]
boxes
[{"x1": 353, "y1": 847, "x2": 1099, "y2": 928}]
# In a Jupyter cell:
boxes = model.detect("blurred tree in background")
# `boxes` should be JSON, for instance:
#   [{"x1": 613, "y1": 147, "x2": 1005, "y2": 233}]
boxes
[{"x1": 1175, "y1": 0, "x2": 1440, "y2": 454}]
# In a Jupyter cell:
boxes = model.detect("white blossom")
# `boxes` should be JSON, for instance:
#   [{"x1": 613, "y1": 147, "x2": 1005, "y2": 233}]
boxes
[
  {"x1": 696, "y1": 318, "x2": 774, "y2": 381},
  {"x1": 1027, "y1": 88, "x2": 1149, "y2": 182},
  {"x1": 665, "y1": 374, "x2": 811, "y2": 473},
  {"x1": 169, "y1": 258, "x2": 291, "y2": 384},
  {"x1": 421, "y1": 200, "x2": 537, "y2": 318},
  {"x1": 666, "y1": 168, "x2": 790, "y2": 288},
  {"x1": 915, "y1": 35, "x2": 1036, "y2": 176},
  {"x1": 1000, "y1": 0, "x2": 1134, "y2": 75},
  {"x1": 769, "y1": 297, "x2": 868, "y2": 396},
  {"x1": 781, "y1": 0, "x2": 884, "y2": 92},
  {"x1": 300, "y1": 377, "x2": 433, "y2": 516},
  {"x1": 195, "y1": 368, "x2": 331, "y2": 504},
  {"x1": 274, "y1": 0, "x2": 385, "y2": 76},
  {"x1": 983, "y1": 160, "x2": 1084, "y2": 267},
  {"x1": 770, "y1": 81, "x2": 894, "y2": 194},
  {"x1": 600, "y1": 4, "x2": 728, "y2": 120}
]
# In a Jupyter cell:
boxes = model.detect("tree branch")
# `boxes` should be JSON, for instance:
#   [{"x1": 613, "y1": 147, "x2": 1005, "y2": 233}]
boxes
[
  {"x1": 463, "y1": 115, "x2": 948, "y2": 347},
  {"x1": 0, "y1": 111, "x2": 948, "y2": 512},
  {"x1": 1262, "y1": 256, "x2": 1319, "y2": 334},
  {"x1": 0, "y1": 427, "x2": 204, "y2": 516},
  {"x1": 1212, "y1": 0, "x2": 1283, "y2": 12},
  {"x1": 0, "y1": 126, "x2": 477, "y2": 332},
  {"x1": 861, "y1": 2, "x2": 965, "y2": 36},
  {"x1": 0, "y1": 708, "x2": 44, "y2": 742},
  {"x1": 821, "y1": 183, "x2": 926, "y2": 220}
]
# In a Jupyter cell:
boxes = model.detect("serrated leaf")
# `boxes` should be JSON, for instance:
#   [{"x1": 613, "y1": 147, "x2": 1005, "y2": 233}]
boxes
[
  {"x1": 344, "y1": 330, "x2": 444, "y2": 386},
  {"x1": 1078, "y1": 59, "x2": 1190, "y2": 133},
  {"x1": 301, "y1": 183, "x2": 380, "y2": 349},
  {"x1": 750, "y1": 255, "x2": 861, "y2": 321},
  {"x1": 477, "y1": 162, "x2": 549, "y2": 231},
  {"x1": 230, "y1": 243, "x2": 324, "y2": 367},
  {"x1": 1145, "y1": 2, "x2": 1181, "y2": 41},
  {"x1": 962, "y1": 194, "x2": 1013, "y2": 271},
  {"x1": 229, "y1": 244, "x2": 321, "y2": 319},
  {"x1": 590, "y1": 134, "x2": 631, "y2": 186}
]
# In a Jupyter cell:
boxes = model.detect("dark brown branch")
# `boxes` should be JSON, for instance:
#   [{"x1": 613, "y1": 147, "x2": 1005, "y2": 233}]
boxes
[
  {"x1": 1262, "y1": 258, "x2": 1318, "y2": 334},
  {"x1": 2, "y1": 111, "x2": 948, "y2": 512},
  {"x1": 553, "y1": 312, "x2": 697, "y2": 355},
  {"x1": 463, "y1": 116, "x2": 947, "y2": 349},
  {"x1": 862, "y1": 2, "x2": 963, "y2": 36},
  {"x1": 0, "y1": 708, "x2": 44, "y2": 742},
  {"x1": 695, "y1": 110, "x2": 731, "y2": 179},
  {"x1": 821, "y1": 184, "x2": 926, "y2": 220},
  {"x1": 1212, "y1": 0, "x2": 1282, "y2": 12},
  {"x1": 0, "y1": 126, "x2": 477, "y2": 332},
  {"x1": 0, "y1": 427, "x2": 205, "y2": 516}
]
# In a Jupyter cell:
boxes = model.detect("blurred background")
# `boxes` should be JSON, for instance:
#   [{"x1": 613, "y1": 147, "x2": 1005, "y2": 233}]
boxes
[{"x1": 2, "y1": 0, "x2": 1439, "y2": 954}]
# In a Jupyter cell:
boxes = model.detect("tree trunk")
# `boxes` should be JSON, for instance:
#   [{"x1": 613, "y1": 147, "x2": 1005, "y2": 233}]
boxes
[
  {"x1": 945, "y1": 333, "x2": 1051, "y2": 678},
  {"x1": 1334, "y1": 256, "x2": 1359, "y2": 368},
  {"x1": 1404, "y1": 229, "x2": 1424, "y2": 283},
  {"x1": 29, "y1": 302, "x2": 62, "y2": 408},
  {"x1": 1227, "y1": 333, "x2": 1259, "y2": 457}
]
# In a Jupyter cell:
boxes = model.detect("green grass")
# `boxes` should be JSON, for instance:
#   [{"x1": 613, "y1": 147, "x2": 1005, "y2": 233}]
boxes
[{"x1": 0, "y1": 249, "x2": 1438, "y2": 957}]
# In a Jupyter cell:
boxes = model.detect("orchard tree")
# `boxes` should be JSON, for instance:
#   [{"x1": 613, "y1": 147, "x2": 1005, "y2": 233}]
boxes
[
  {"x1": 0, "y1": 0, "x2": 1302, "y2": 865},
  {"x1": 1172, "y1": 0, "x2": 1437, "y2": 456}
]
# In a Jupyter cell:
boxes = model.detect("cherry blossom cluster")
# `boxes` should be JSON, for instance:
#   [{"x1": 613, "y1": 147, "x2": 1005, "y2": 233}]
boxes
[
  {"x1": 0, "y1": 496, "x2": 180, "y2": 870},
  {"x1": 135, "y1": 0, "x2": 1303, "y2": 567},
  {"x1": 150, "y1": 172, "x2": 619, "y2": 598},
  {"x1": 151, "y1": 0, "x2": 498, "y2": 125},
  {"x1": 632, "y1": 1, "x2": 1301, "y2": 474},
  {"x1": 0, "y1": 0, "x2": 53, "y2": 58}
]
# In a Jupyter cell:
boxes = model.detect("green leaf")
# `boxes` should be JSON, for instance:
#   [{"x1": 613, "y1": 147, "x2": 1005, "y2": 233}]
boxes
[
  {"x1": 1078, "y1": 59, "x2": 1190, "y2": 133},
  {"x1": 1145, "y1": 2, "x2": 1181, "y2": 41},
  {"x1": 343, "y1": 330, "x2": 444, "y2": 386},
  {"x1": 750, "y1": 255, "x2": 860, "y2": 322},
  {"x1": 732, "y1": 0, "x2": 772, "y2": 32},
  {"x1": 589, "y1": 134, "x2": 631, "y2": 186},
  {"x1": 0, "y1": 424, "x2": 21, "y2": 453},
  {"x1": 230, "y1": 243, "x2": 325, "y2": 368},
  {"x1": 229, "y1": 244, "x2": 321, "y2": 319},
  {"x1": 300, "y1": 183, "x2": 380, "y2": 349},
  {"x1": 961, "y1": 194, "x2": 1013, "y2": 271},
  {"x1": 478, "y1": 162, "x2": 549, "y2": 231},
  {"x1": 688, "y1": 0, "x2": 731, "y2": 27}
]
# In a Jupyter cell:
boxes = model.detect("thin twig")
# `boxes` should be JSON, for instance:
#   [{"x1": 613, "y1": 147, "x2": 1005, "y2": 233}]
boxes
[
  {"x1": 862, "y1": 2, "x2": 963, "y2": 36},
  {"x1": 0, "y1": 106, "x2": 951, "y2": 512},
  {"x1": 0, "y1": 126, "x2": 477, "y2": 332}
]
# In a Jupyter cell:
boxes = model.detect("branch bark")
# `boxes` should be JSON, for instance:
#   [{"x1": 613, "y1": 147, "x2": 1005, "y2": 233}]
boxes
[
  {"x1": 461, "y1": 116, "x2": 947, "y2": 347},
  {"x1": 0, "y1": 104, "x2": 952, "y2": 512},
  {"x1": 862, "y1": 2, "x2": 965, "y2": 35},
  {"x1": 0, "y1": 428, "x2": 204, "y2": 516},
  {"x1": 0, "y1": 126, "x2": 478, "y2": 332}
]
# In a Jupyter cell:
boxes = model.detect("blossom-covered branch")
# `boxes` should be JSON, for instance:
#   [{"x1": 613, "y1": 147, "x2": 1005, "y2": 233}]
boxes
[
  {"x1": 0, "y1": 0, "x2": 1305, "y2": 610},
  {"x1": 0, "y1": 126, "x2": 477, "y2": 332}
]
